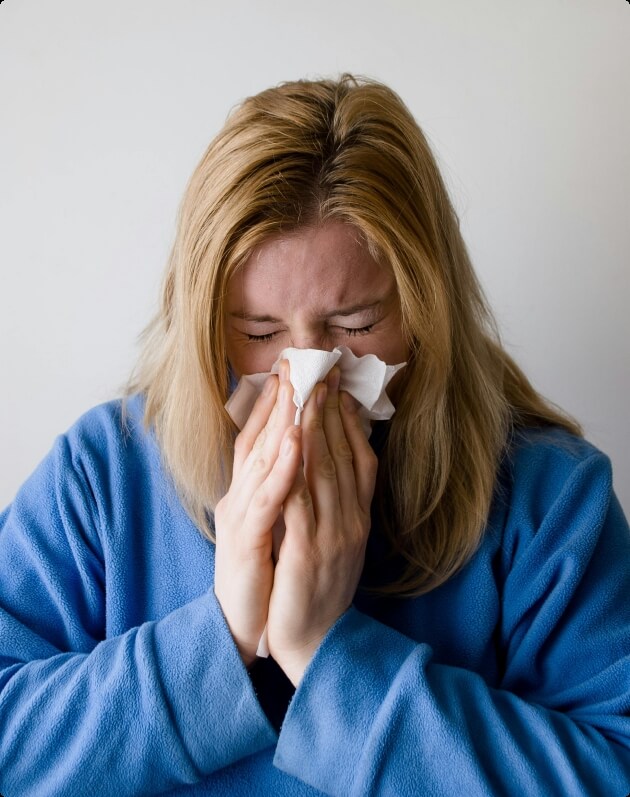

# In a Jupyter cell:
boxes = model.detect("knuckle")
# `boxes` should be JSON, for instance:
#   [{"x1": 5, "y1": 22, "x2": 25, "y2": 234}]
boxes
[
  {"x1": 251, "y1": 486, "x2": 270, "y2": 511},
  {"x1": 335, "y1": 439, "x2": 353, "y2": 463},
  {"x1": 306, "y1": 414, "x2": 323, "y2": 432},
  {"x1": 324, "y1": 536, "x2": 344, "y2": 560},
  {"x1": 364, "y1": 449, "x2": 379, "y2": 477},
  {"x1": 318, "y1": 454, "x2": 337, "y2": 480},
  {"x1": 337, "y1": 522, "x2": 367, "y2": 554},
  {"x1": 296, "y1": 483, "x2": 313, "y2": 508},
  {"x1": 251, "y1": 455, "x2": 268, "y2": 474},
  {"x1": 252, "y1": 428, "x2": 267, "y2": 450}
]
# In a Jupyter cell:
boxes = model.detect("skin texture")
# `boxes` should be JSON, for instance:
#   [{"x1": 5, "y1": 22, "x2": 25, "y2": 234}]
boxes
[
  {"x1": 224, "y1": 222, "x2": 409, "y2": 375},
  {"x1": 215, "y1": 221, "x2": 409, "y2": 685}
]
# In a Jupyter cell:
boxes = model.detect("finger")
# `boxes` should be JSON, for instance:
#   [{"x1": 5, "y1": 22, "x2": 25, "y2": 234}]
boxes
[
  {"x1": 322, "y1": 367, "x2": 359, "y2": 508},
  {"x1": 301, "y1": 381, "x2": 342, "y2": 527},
  {"x1": 339, "y1": 391, "x2": 378, "y2": 514},
  {"x1": 247, "y1": 366, "x2": 295, "y2": 458},
  {"x1": 233, "y1": 374, "x2": 279, "y2": 474},
  {"x1": 235, "y1": 381, "x2": 296, "y2": 508},
  {"x1": 238, "y1": 362, "x2": 295, "y2": 480},
  {"x1": 243, "y1": 425, "x2": 303, "y2": 545},
  {"x1": 281, "y1": 461, "x2": 317, "y2": 544}
]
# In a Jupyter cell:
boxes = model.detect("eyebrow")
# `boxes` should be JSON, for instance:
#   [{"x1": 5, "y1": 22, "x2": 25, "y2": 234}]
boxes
[{"x1": 229, "y1": 299, "x2": 385, "y2": 324}]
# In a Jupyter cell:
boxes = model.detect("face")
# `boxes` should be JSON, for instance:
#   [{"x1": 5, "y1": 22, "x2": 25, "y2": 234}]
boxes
[{"x1": 224, "y1": 221, "x2": 409, "y2": 380}]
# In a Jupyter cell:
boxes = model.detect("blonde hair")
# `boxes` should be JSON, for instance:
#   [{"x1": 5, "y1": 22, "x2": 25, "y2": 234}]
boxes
[{"x1": 130, "y1": 74, "x2": 581, "y2": 596}]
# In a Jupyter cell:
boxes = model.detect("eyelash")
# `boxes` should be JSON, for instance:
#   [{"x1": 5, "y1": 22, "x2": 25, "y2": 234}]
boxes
[
  {"x1": 246, "y1": 333, "x2": 276, "y2": 343},
  {"x1": 246, "y1": 324, "x2": 375, "y2": 343},
  {"x1": 344, "y1": 324, "x2": 374, "y2": 337}
]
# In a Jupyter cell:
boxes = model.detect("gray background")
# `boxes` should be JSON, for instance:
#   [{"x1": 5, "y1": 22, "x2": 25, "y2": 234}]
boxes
[{"x1": 1, "y1": 0, "x2": 628, "y2": 510}]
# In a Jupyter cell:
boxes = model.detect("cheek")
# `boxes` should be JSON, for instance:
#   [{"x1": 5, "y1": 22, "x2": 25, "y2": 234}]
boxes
[
  {"x1": 378, "y1": 315, "x2": 409, "y2": 365},
  {"x1": 226, "y1": 341, "x2": 285, "y2": 378},
  {"x1": 353, "y1": 326, "x2": 408, "y2": 366},
  {"x1": 387, "y1": 335, "x2": 411, "y2": 365}
]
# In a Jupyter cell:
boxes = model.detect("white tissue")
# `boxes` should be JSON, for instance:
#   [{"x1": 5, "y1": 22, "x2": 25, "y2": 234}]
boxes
[
  {"x1": 225, "y1": 346, "x2": 406, "y2": 437},
  {"x1": 225, "y1": 346, "x2": 406, "y2": 659}
]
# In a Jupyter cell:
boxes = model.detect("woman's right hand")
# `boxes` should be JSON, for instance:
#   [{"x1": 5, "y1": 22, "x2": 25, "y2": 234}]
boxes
[{"x1": 213, "y1": 364, "x2": 302, "y2": 667}]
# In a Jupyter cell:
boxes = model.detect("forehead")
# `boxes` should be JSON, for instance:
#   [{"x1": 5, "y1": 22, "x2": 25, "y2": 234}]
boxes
[{"x1": 227, "y1": 222, "x2": 394, "y2": 313}]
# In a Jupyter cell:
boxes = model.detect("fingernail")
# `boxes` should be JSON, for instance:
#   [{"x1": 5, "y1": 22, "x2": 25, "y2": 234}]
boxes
[
  {"x1": 316, "y1": 383, "x2": 328, "y2": 409},
  {"x1": 281, "y1": 428, "x2": 299, "y2": 456},
  {"x1": 341, "y1": 391, "x2": 358, "y2": 413},
  {"x1": 280, "y1": 360, "x2": 290, "y2": 382}
]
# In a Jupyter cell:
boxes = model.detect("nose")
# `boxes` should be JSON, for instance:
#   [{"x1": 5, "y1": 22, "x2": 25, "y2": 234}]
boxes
[{"x1": 289, "y1": 331, "x2": 335, "y2": 351}]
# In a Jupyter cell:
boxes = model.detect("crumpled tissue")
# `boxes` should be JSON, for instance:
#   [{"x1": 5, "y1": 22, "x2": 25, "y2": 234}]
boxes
[{"x1": 225, "y1": 345, "x2": 406, "y2": 437}]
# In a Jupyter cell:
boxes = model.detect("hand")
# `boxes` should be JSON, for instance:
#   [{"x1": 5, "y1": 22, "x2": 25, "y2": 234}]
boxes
[
  {"x1": 214, "y1": 365, "x2": 302, "y2": 667},
  {"x1": 266, "y1": 366, "x2": 378, "y2": 685}
]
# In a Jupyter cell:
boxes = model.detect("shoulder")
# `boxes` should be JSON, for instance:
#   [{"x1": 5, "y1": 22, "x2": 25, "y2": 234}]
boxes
[
  {"x1": 489, "y1": 428, "x2": 630, "y2": 588},
  {"x1": 1, "y1": 396, "x2": 156, "y2": 553},
  {"x1": 51, "y1": 394, "x2": 169, "y2": 518},
  {"x1": 493, "y1": 425, "x2": 620, "y2": 565},
  {"x1": 507, "y1": 424, "x2": 609, "y2": 470},
  {"x1": 502, "y1": 425, "x2": 612, "y2": 513},
  {"x1": 61, "y1": 394, "x2": 156, "y2": 467}
]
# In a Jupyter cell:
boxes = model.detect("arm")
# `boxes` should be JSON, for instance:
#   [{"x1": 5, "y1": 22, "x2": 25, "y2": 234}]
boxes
[
  {"x1": 0, "y1": 429, "x2": 276, "y2": 797},
  {"x1": 273, "y1": 450, "x2": 630, "y2": 795}
]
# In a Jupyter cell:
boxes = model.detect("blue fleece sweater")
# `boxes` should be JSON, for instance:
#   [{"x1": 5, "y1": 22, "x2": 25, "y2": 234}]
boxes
[{"x1": 0, "y1": 396, "x2": 629, "y2": 796}]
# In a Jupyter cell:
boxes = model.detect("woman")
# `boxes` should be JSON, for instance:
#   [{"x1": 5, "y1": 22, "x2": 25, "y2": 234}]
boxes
[{"x1": 0, "y1": 75, "x2": 628, "y2": 796}]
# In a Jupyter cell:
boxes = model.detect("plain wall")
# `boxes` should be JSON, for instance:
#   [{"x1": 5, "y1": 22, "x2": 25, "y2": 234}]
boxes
[{"x1": 1, "y1": 0, "x2": 629, "y2": 511}]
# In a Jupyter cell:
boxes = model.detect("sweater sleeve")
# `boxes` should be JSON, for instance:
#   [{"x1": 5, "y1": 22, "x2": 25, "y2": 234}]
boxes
[
  {"x1": 0, "y1": 434, "x2": 276, "y2": 797},
  {"x1": 273, "y1": 449, "x2": 630, "y2": 796}
]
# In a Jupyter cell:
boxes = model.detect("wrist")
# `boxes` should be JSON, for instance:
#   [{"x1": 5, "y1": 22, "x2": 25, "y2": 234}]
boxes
[{"x1": 274, "y1": 640, "x2": 321, "y2": 686}]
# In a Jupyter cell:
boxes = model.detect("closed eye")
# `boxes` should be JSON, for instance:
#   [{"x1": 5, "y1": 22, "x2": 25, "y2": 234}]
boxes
[
  {"x1": 340, "y1": 324, "x2": 374, "y2": 337},
  {"x1": 245, "y1": 324, "x2": 375, "y2": 343},
  {"x1": 246, "y1": 332, "x2": 277, "y2": 343}
]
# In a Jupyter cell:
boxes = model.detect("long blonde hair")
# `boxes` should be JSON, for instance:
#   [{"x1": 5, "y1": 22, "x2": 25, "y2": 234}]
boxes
[{"x1": 130, "y1": 74, "x2": 581, "y2": 596}]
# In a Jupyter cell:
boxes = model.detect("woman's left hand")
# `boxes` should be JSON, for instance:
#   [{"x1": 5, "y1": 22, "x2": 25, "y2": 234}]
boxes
[{"x1": 266, "y1": 366, "x2": 378, "y2": 686}]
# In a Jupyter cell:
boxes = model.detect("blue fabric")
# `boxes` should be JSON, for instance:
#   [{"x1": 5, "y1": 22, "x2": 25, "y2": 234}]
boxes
[{"x1": 0, "y1": 396, "x2": 629, "y2": 796}]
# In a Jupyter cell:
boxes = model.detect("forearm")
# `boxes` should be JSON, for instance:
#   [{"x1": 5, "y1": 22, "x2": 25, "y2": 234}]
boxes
[
  {"x1": 0, "y1": 591, "x2": 276, "y2": 797},
  {"x1": 275, "y1": 609, "x2": 630, "y2": 797}
]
